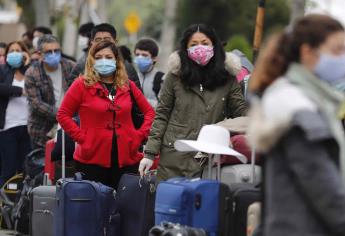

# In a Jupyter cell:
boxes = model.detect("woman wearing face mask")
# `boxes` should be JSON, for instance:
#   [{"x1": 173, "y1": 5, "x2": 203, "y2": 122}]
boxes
[
  {"x1": 0, "y1": 41, "x2": 32, "y2": 186},
  {"x1": 139, "y1": 24, "x2": 248, "y2": 180},
  {"x1": 248, "y1": 14, "x2": 345, "y2": 236},
  {"x1": 57, "y1": 41, "x2": 155, "y2": 188}
]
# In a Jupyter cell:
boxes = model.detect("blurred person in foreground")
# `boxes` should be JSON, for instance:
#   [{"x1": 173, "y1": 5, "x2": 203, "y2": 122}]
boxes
[
  {"x1": 57, "y1": 41, "x2": 155, "y2": 188},
  {"x1": 0, "y1": 41, "x2": 32, "y2": 186},
  {"x1": 139, "y1": 24, "x2": 247, "y2": 180},
  {"x1": 248, "y1": 14, "x2": 345, "y2": 236}
]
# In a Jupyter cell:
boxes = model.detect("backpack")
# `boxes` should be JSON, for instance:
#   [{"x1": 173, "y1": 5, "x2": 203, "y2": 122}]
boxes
[{"x1": 152, "y1": 71, "x2": 164, "y2": 99}]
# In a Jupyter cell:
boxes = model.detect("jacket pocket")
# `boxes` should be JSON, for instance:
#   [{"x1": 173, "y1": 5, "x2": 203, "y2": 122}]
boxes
[
  {"x1": 79, "y1": 128, "x2": 111, "y2": 161},
  {"x1": 129, "y1": 130, "x2": 143, "y2": 159},
  {"x1": 162, "y1": 122, "x2": 189, "y2": 148}
]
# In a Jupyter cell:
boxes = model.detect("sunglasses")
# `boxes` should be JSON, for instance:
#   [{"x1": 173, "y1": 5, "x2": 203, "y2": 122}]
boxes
[{"x1": 44, "y1": 49, "x2": 61, "y2": 54}]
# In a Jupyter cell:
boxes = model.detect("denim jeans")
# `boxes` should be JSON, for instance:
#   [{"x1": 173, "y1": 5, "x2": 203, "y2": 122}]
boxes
[{"x1": 0, "y1": 125, "x2": 32, "y2": 187}]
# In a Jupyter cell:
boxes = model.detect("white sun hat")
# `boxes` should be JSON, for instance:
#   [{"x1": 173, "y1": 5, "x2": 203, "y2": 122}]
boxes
[{"x1": 174, "y1": 124, "x2": 247, "y2": 164}]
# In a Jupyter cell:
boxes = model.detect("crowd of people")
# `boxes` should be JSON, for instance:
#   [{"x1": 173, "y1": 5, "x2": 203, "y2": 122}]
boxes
[{"x1": 0, "y1": 13, "x2": 345, "y2": 235}]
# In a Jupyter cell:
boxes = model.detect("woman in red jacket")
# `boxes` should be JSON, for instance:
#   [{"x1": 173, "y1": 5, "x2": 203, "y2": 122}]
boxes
[{"x1": 57, "y1": 40, "x2": 155, "y2": 188}]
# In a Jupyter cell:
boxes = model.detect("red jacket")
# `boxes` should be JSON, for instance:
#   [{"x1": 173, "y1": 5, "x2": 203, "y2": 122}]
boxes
[{"x1": 57, "y1": 77, "x2": 155, "y2": 168}]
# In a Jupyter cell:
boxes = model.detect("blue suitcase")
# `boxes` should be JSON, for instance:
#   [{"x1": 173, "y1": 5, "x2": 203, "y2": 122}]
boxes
[
  {"x1": 155, "y1": 177, "x2": 231, "y2": 236},
  {"x1": 54, "y1": 173, "x2": 119, "y2": 236}
]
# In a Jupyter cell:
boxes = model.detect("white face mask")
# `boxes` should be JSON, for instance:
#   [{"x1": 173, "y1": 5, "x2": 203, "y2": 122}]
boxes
[
  {"x1": 78, "y1": 36, "x2": 89, "y2": 50},
  {"x1": 32, "y1": 36, "x2": 40, "y2": 50}
]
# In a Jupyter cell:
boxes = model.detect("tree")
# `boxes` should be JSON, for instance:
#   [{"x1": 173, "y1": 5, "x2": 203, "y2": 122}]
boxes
[
  {"x1": 158, "y1": 0, "x2": 178, "y2": 72},
  {"x1": 225, "y1": 35, "x2": 253, "y2": 61},
  {"x1": 289, "y1": 0, "x2": 306, "y2": 25},
  {"x1": 176, "y1": 0, "x2": 290, "y2": 43}
]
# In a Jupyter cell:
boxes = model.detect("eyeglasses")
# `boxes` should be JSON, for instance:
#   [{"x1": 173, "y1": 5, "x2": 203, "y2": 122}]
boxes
[{"x1": 44, "y1": 49, "x2": 61, "y2": 54}]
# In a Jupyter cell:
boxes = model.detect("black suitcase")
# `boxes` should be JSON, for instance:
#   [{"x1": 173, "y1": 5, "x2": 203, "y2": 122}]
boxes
[
  {"x1": 227, "y1": 146, "x2": 261, "y2": 236},
  {"x1": 117, "y1": 172, "x2": 156, "y2": 236},
  {"x1": 228, "y1": 183, "x2": 260, "y2": 236}
]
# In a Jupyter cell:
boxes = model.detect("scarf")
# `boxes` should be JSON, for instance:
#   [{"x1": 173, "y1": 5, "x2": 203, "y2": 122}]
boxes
[{"x1": 287, "y1": 63, "x2": 345, "y2": 183}]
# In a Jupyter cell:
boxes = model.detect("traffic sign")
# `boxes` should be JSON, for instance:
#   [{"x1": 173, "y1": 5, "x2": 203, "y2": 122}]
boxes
[{"x1": 124, "y1": 11, "x2": 141, "y2": 34}]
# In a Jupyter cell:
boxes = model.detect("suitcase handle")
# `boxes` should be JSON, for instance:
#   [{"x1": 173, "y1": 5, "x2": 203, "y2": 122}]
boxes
[
  {"x1": 138, "y1": 170, "x2": 157, "y2": 189},
  {"x1": 74, "y1": 172, "x2": 83, "y2": 181}
]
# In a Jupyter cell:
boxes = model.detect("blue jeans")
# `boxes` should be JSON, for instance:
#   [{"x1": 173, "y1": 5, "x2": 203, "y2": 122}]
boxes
[{"x1": 0, "y1": 125, "x2": 32, "y2": 187}]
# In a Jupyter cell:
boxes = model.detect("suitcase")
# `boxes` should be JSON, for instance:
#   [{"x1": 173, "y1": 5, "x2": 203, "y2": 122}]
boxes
[
  {"x1": 247, "y1": 202, "x2": 261, "y2": 236},
  {"x1": 155, "y1": 177, "x2": 231, "y2": 236},
  {"x1": 203, "y1": 164, "x2": 261, "y2": 184},
  {"x1": 44, "y1": 139, "x2": 56, "y2": 184},
  {"x1": 44, "y1": 139, "x2": 76, "y2": 184},
  {"x1": 227, "y1": 145, "x2": 261, "y2": 236},
  {"x1": 155, "y1": 153, "x2": 232, "y2": 236},
  {"x1": 30, "y1": 130, "x2": 70, "y2": 236},
  {"x1": 30, "y1": 178, "x2": 55, "y2": 236},
  {"x1": 54, "y1": 128, "x2": 118, "y2": 236},
  {"x1": 55, "y1": 173, "x2": 117, "y2": 236},
  {"x1": 117, "y1": 172, "x2": 156, "y2": 236}
]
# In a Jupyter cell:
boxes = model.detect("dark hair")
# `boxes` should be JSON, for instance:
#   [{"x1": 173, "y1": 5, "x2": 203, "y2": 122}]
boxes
[
  {"x1": 119, "y1": 45, "x2": 133, "y2": 63},
  {"x1": 134, "y1": 38, "x2": 159, "y2": 57},
  {"x1": 91, "y1": 23, "x2": 117, "y2": 40},
  {"x1": 22, "y1": 31, "x2": 33, "y2": 40},
  {"x1": 250, "y1": 14, "x2": 345, "y2": 93},
  {"x1": 78, "y1": 22, "x2": 95, "y2": 38},
  {"x1": 178, "y1": 24, "x2": 230, "y2": 90},
  {"x1": 0, "y1": 42, "x2": 7, "y2": 49},
  {"x1": 33, "y1": 26, "x2": 52, "y2": 35}
]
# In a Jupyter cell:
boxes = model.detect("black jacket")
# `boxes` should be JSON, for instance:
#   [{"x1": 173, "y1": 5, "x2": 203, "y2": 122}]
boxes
[{"x1": 0, "y1": 64, "x2": 28, "y2": 129}]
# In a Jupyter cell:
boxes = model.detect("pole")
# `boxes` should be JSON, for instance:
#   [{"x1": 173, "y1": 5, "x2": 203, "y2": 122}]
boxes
[{"x1": 253, "y1": 0, "x2": 266, "y2": 63}]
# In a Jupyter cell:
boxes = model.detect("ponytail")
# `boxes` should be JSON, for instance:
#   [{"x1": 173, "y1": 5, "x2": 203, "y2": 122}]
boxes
[{"x1": 249, "y1": 32, "x2": 293, "y2": 94}]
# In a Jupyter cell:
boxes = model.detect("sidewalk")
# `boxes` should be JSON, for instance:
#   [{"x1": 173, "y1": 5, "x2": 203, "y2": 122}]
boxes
[{"x1": 0, "y1": 230, "x2": 15, "y2": 235}]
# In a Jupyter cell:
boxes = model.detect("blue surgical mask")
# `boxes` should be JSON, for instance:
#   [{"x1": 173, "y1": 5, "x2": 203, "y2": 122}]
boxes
[
  {"x1": 44, "y1": 51, "x2": 61, "y2": 68},
  {"x1": 6, "y1": 52, "x2": 23, "y2": 68},
  {"x1": 94, "y1": 58, "x2": 116, "y2": 77},
  {"x1": 314, "y1": 53, "x2": 345, "y2": 85},
  {"x1": 134, "y1": 56, "x2": 153, "y2": 73}
]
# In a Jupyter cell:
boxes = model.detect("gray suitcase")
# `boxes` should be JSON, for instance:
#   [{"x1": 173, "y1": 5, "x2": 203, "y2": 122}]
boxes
[
  {"x1": 30, "y1": 130, "x2": 67, "y2": 236},
  {"x1": 30, "y1": 184, "x2": 56, "y2": 236},
  {"x1": 202, "y1": 145, "x2": 261, "y2": 184},
  {"x1": 203, "y1": 164, "x2": 261, "y2": 184}
]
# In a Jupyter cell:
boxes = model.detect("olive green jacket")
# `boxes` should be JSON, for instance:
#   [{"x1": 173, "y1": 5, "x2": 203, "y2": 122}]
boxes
[{"x1": 145, "y1": 52, "x2": 248, "y2": 181}]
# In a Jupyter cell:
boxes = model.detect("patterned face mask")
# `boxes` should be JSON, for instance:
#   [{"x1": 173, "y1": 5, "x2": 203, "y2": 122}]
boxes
[{"x1": 187, "y1": 45, "x2": 214, "y2": 66}]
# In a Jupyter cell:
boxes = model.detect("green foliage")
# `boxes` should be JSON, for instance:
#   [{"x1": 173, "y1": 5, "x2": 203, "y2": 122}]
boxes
[
  {"x1": 224, "y1": 35, "x2": 253, "y2": 62},
  {"x1": 177, "y1": 0, "x2": 290, "y2": 45}
]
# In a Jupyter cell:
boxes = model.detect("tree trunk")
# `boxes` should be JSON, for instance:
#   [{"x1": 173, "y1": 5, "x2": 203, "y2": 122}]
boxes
[
  {"x1": 158, "y1": 0, "x2": 178, "y2": 72},
  {"x1": 97, "y1": 0, "x2": 108, "y2": 22},
  {"x1": 62, "y1": 1, "x2": 78, "y2": 58},
  {"x1": 33, "y1": 0, "x2": 50, "y2": 27},
  {"x1": 289, "y1": 0, "x2": 306, "y2": 25}
]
